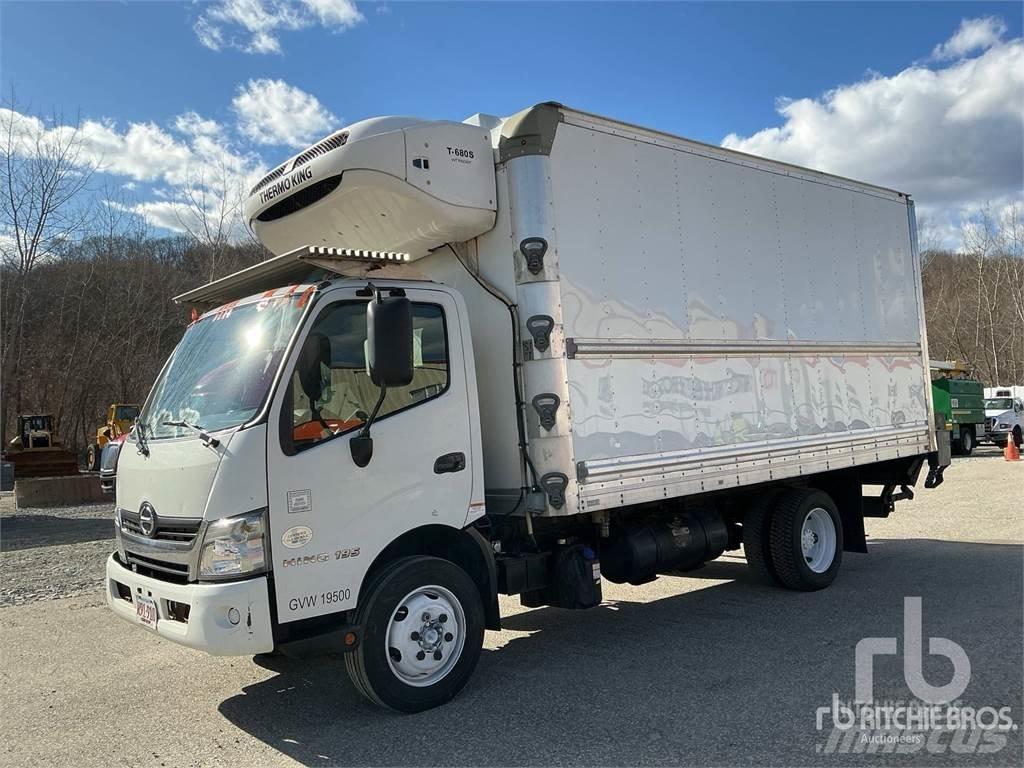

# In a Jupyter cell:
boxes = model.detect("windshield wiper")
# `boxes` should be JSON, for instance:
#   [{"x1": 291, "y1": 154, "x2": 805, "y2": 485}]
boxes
[
  {"x1": 161, "y1": 419, "x2": 221, "y2": 448},
  {"x1": 134, "y1": 421, "x2": 150, "y2": 457}
]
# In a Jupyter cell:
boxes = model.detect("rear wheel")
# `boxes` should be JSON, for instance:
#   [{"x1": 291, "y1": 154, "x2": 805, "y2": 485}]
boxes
[
  {"x1": 345, "y1": 556, "x2": 484, "y2": 712},
  {"x1": 959, "y1": 427, "x2": 975, "y2": 456},
  {"x1": 86, "y1": 444, "x2": 101, "y2": 471},
  {"x1": 769, "y1": 489, "x2": 843, "y2": 591},
  {"x1": 743, "y1": 491, "x2": 782, "y2": 585}
]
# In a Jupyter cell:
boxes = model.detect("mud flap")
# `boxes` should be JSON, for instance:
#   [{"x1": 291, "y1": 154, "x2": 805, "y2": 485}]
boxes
[
  {"x1": 925, "y1": 426, "x2": 951, "y2": 489},
  {"x1": 924, "y1": 453, "x2": 946, "y2": 489}
]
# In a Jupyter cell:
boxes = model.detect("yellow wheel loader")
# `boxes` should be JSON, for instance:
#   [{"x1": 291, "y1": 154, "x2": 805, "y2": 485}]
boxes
[{"x1": 86, "y1": 404, "x2": 139, "y2": 471}]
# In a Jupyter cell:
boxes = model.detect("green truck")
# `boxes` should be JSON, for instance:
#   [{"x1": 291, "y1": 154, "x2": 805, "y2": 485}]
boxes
[{"x1": 931, "y1": 375, "x2": 985, "y2": 455}]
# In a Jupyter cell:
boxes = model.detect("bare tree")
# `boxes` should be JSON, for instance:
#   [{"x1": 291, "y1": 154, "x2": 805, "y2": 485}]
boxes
[
  {"x1": 173, "y1": 155, "x2": 250, "y2": 281},
  {"x1": 0, "y1": 96, "x2": 96, "y2": 438},
  {"x1": 923, "y1": 204, "x2": 1024, "y2": 387}
]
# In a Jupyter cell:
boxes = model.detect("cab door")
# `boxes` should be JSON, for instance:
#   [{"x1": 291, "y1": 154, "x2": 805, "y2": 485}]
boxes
[{"x1": 266, "y1": 285, "x2": 475, "y2": 623}]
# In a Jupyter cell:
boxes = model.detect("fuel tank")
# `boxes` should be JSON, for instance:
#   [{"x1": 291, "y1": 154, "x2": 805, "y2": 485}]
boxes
[{"x1": 601, "y1": 511, "x2": 729, "y2": 585}]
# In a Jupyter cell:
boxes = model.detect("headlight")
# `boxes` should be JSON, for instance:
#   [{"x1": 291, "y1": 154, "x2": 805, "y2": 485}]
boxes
[{"x1": 199, "y1": 509, "x2": 267, "y2": 580}]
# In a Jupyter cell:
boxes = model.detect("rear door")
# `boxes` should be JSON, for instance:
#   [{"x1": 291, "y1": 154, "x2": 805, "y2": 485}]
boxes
[{"x1": 266, "y1": 285, "x2": 475, "y2": 623}]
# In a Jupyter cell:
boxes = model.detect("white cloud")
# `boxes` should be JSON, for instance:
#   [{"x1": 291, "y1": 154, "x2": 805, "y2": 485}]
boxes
[
  {"x1": 195, "y1": 0, "x2": 364, "y2": 55},
  {"x1": 117, "y1": 198, "x2": 214, "y2": 237},
  {"x1": 1, "y1": 77, "x2": 339, "y2": 241},
  {"x1": 1, "y1": 106, "x2": 265, "y2": 240},
  {"x1": 232, "y1": 78, "x2": 338, "y2": 147},
  {"x1": 932, "y1": 16, "x2": 1007, "y2": 60},
  {"x1": 174, "y1": 111, "x2": 222, "y2": 138},
  {"x1": 303, "y1": 0, "x2": 363, "y2": 26},
  {"x1": 721, "y1": 17, "x2": 1024, "y2": 248},
  {"x1": 1, "y1": 109, "x2": 196, "y2": 186}
]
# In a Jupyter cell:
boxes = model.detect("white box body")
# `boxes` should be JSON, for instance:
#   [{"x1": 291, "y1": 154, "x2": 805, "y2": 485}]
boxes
[{"x1": 418, "y1": 105, "x2": 933, "y2": 515}]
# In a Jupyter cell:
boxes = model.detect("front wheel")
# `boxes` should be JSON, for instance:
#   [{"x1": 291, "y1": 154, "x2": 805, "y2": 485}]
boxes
[
  {"x1": 345, "y1": 556, "x2": 484, "y2": 712},
  {"x1": 769, "y1": 489, "x2": 843, "y2": 591},
  {"x1": 86, "y1": 444, "x2": 101, "y2": 471}
]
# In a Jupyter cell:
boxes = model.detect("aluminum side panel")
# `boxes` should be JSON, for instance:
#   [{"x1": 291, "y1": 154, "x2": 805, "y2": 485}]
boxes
[
  {"x1": 547, "y1": 122, "x2": 929, "y2": 506},
  {"x1": 566, "y1": 353, "x2": 928, "y2": 462},
  {"x1": 551, "y1": 123, "x2": 920, "y2": 345}
]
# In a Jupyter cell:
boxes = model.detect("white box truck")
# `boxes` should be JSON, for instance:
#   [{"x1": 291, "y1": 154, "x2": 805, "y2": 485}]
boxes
[{"x1": 105, "y1": 103, "x2": 950, "y2": 711}]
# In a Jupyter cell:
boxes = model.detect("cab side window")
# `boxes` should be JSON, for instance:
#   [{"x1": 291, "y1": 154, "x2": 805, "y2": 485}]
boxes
[{"x1": 287, "y1": 302, "x2": 448, "y2": 450}]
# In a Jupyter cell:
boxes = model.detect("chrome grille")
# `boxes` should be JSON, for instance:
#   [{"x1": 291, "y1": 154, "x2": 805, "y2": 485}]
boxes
[
  {"x1": 122, "y1": 552, "x2": 189, "y2": 583},
  {"x1": 119, "y1": 509, "x2": 202, "y2": 544},
  {"x1": 291, "y1": 131, "x2": 348, "y2": 170}
]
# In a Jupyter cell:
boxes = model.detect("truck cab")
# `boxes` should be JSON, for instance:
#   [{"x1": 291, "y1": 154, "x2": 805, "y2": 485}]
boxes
[
  {"x1": 107, "y1": 269, "x2": 499, "y2": 709},
  {"x1": 983, "y1": 387, "x2": 1024, "y2": 448}
]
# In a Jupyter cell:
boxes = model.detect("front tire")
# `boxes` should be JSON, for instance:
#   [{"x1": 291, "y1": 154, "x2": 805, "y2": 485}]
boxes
[
  {"x1": 769, "y1": 489, "x2": 843, "y2": 591},
  {"x1": 345, "y1": 556, "x2": 484, "y2": 712},
  {"x1": 86, "y1": 444, "x2": 101, "y2": 471}
]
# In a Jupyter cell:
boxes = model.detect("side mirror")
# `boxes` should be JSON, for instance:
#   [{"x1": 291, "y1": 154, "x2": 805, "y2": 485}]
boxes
[
  {"x1": 296, "y1": 333, "x2": 331, "y2": 403},
  {"x1": 367, "y1": 296, "x2": 413, "y2": 387},
  {"x1": 351, "y1": 293, "x2": 414, "y2": 468}
]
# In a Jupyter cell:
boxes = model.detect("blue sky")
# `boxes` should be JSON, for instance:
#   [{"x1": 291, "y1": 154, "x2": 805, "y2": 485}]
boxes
[{"x1": 2, "y1": 1, "x2": 1022, "y2": 246}]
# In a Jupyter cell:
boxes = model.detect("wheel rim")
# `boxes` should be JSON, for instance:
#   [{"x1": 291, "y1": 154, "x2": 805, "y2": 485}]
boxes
[
  {"x1": 800, "y1": 508, "x2": 837, "y2": 573},
  {"x1": 385, "y1": 584, "x2": 465, "y2": 687}
]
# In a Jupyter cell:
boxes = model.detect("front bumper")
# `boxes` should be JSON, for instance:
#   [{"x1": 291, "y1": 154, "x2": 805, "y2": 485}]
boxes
[{"x1": 105, "y1": 554, "x2": 273, "y2": 656}]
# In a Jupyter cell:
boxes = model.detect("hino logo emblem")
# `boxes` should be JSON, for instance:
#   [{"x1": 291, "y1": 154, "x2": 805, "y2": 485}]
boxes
[{"x1": 138, "y1": 503, "x2": 157, "y2": 538}]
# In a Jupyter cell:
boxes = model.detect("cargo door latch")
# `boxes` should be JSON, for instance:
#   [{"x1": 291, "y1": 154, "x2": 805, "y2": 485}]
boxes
[
  {"x1": 532, "y1": 393, "x2": 560, "y2": 432},
  {"x1": 526, "y1": 315, "x2": 554, "y2": 353},
  {"x1": 540, "y1": 472, "x2": 568, "y2": 510},
  {"x1": 520, "y1": 237, "x2": 548, "y2": 275}
]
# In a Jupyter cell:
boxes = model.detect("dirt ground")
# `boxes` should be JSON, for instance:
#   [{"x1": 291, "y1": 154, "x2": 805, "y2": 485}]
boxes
[{"x1": 1, "y1": 447, "x2": 1021, "y2": 767}]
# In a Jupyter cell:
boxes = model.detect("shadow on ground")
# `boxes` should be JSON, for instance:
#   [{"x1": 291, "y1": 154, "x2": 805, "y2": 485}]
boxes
[
  {"x1": 951, "y1": 445, "x2": 1006, "y2": 461},
  {"x1": 217, "y1": 538, "x2": 1023, "y2": 767}
]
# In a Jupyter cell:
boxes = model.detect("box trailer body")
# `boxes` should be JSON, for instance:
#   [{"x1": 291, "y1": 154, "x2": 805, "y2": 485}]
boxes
[
  {"x1": 483, "y1": 109, "x2": 933, "y2": 516},
  {"x1": 105, "y1": 103, "x2": 949, "y2": 712}
]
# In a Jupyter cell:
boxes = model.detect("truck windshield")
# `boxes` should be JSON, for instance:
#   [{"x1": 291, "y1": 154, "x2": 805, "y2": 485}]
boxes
[
  {"x1": 140, "y1": 296, "x2": 307, "y2": 440},
  {"x1": 985, "y1": 398, "x2": 1013, "y2": 410}
]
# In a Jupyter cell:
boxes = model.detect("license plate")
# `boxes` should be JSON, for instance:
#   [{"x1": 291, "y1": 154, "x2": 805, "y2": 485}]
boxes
[{"x1": 135, "y1": 595, "x2": 158, "y2": 629}]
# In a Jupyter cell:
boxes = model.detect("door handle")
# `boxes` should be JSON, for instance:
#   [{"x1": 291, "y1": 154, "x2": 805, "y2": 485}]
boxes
[{"x1": 434, "y1": 452, "x2": 466, "y2": 474}]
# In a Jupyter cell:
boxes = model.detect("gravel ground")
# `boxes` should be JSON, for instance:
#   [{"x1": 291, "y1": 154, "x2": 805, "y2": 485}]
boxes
[
  {"x1": 0, "y1": 500, "x2": 115, "y2": 607},
  {"x1": 1, "y1": 450, "x2": 1021, "y2": 768}
]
